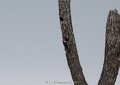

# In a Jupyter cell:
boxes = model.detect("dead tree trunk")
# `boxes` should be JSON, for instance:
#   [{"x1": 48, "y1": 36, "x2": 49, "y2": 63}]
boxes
[
  {"x1": 58, "y1": 0, "x2": 120, "y2": 85},
  {"x1": 58, "y1": 0, "x2": 88, "y2": 85},
  {"x1": 98, "y1": 9, "x2": 120, "y2": 85}
]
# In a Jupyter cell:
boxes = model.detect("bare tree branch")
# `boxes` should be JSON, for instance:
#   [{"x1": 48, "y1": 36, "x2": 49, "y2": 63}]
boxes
[
  {"x1": 58, "y1": 0, "x2": 88, "y2": 85},
  {"x1": 98, "y1": 9, "x2": 120, "y2": 85}
]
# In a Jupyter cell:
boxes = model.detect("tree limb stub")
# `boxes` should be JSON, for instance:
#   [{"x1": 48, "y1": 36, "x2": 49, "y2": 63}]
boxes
[
  {"x1": 58, "y1": 0, "x2": 88, "y2": 85},
  {"x1": 98, "y1": 9, "x2": 120, "y2": 85}
]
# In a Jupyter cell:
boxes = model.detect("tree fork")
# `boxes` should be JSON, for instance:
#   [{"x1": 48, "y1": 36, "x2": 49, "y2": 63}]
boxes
[
  {"x1": 58, "y1": 0, "x2": 88, "y2": 85},
  {"x1": 98, "y1": 9, "x2": 120, "y2": 85}
]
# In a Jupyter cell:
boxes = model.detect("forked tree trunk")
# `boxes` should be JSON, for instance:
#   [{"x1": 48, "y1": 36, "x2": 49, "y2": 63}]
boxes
[
  {"x1": 58, "y1": 0, "x2": 120, "y2": 85},
  {"x1": 98, "y1": 9, "x2": 120, "y2": 85},
  {"x1": 58, "y1": 0, "x2": 88, "y2": 85}
]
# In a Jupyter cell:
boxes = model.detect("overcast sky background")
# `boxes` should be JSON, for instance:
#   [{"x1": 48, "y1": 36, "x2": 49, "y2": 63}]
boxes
[{"x1": 0, "y1": 0, "x2": 120, "y2": 85}]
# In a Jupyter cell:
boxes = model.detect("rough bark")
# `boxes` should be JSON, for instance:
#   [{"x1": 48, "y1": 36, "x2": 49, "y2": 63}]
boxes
[
  {"x1": 98, "y1": 9, "x2": 120, "y2": 85},
  {"x1": 58, "y1": 0, "x2": 88, "y2": 85}
]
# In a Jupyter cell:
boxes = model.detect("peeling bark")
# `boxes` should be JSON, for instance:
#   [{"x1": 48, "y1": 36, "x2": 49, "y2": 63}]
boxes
[
  {"x1": 58, "y1": 0, "x2": 88, "y2": 85},
  {"x1": 98, "y1": 9, "x2": 120, "y2": 85}
]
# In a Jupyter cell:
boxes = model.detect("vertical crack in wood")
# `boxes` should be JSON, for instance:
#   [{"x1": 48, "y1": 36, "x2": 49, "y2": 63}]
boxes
[
  {"x1": 58, "y1": 0, "x2": 88, "y2": 85},
  {"x1": 98, "y1": 9, "x2": 120, "y2": 85}
]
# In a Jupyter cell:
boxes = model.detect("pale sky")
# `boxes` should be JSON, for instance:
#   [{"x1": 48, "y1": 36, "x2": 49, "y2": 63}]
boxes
[{"x1": 0, "y1": 0, "x2": 120, "y2": 85}]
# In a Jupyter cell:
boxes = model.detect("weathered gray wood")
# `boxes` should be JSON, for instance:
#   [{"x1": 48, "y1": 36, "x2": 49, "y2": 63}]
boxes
[
  {"x1": 58, "y1": 0, "x2": 88, "y2": 85},
  {"x1": 98, "y1": 9, "x2": 120, "y2": 85}
]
